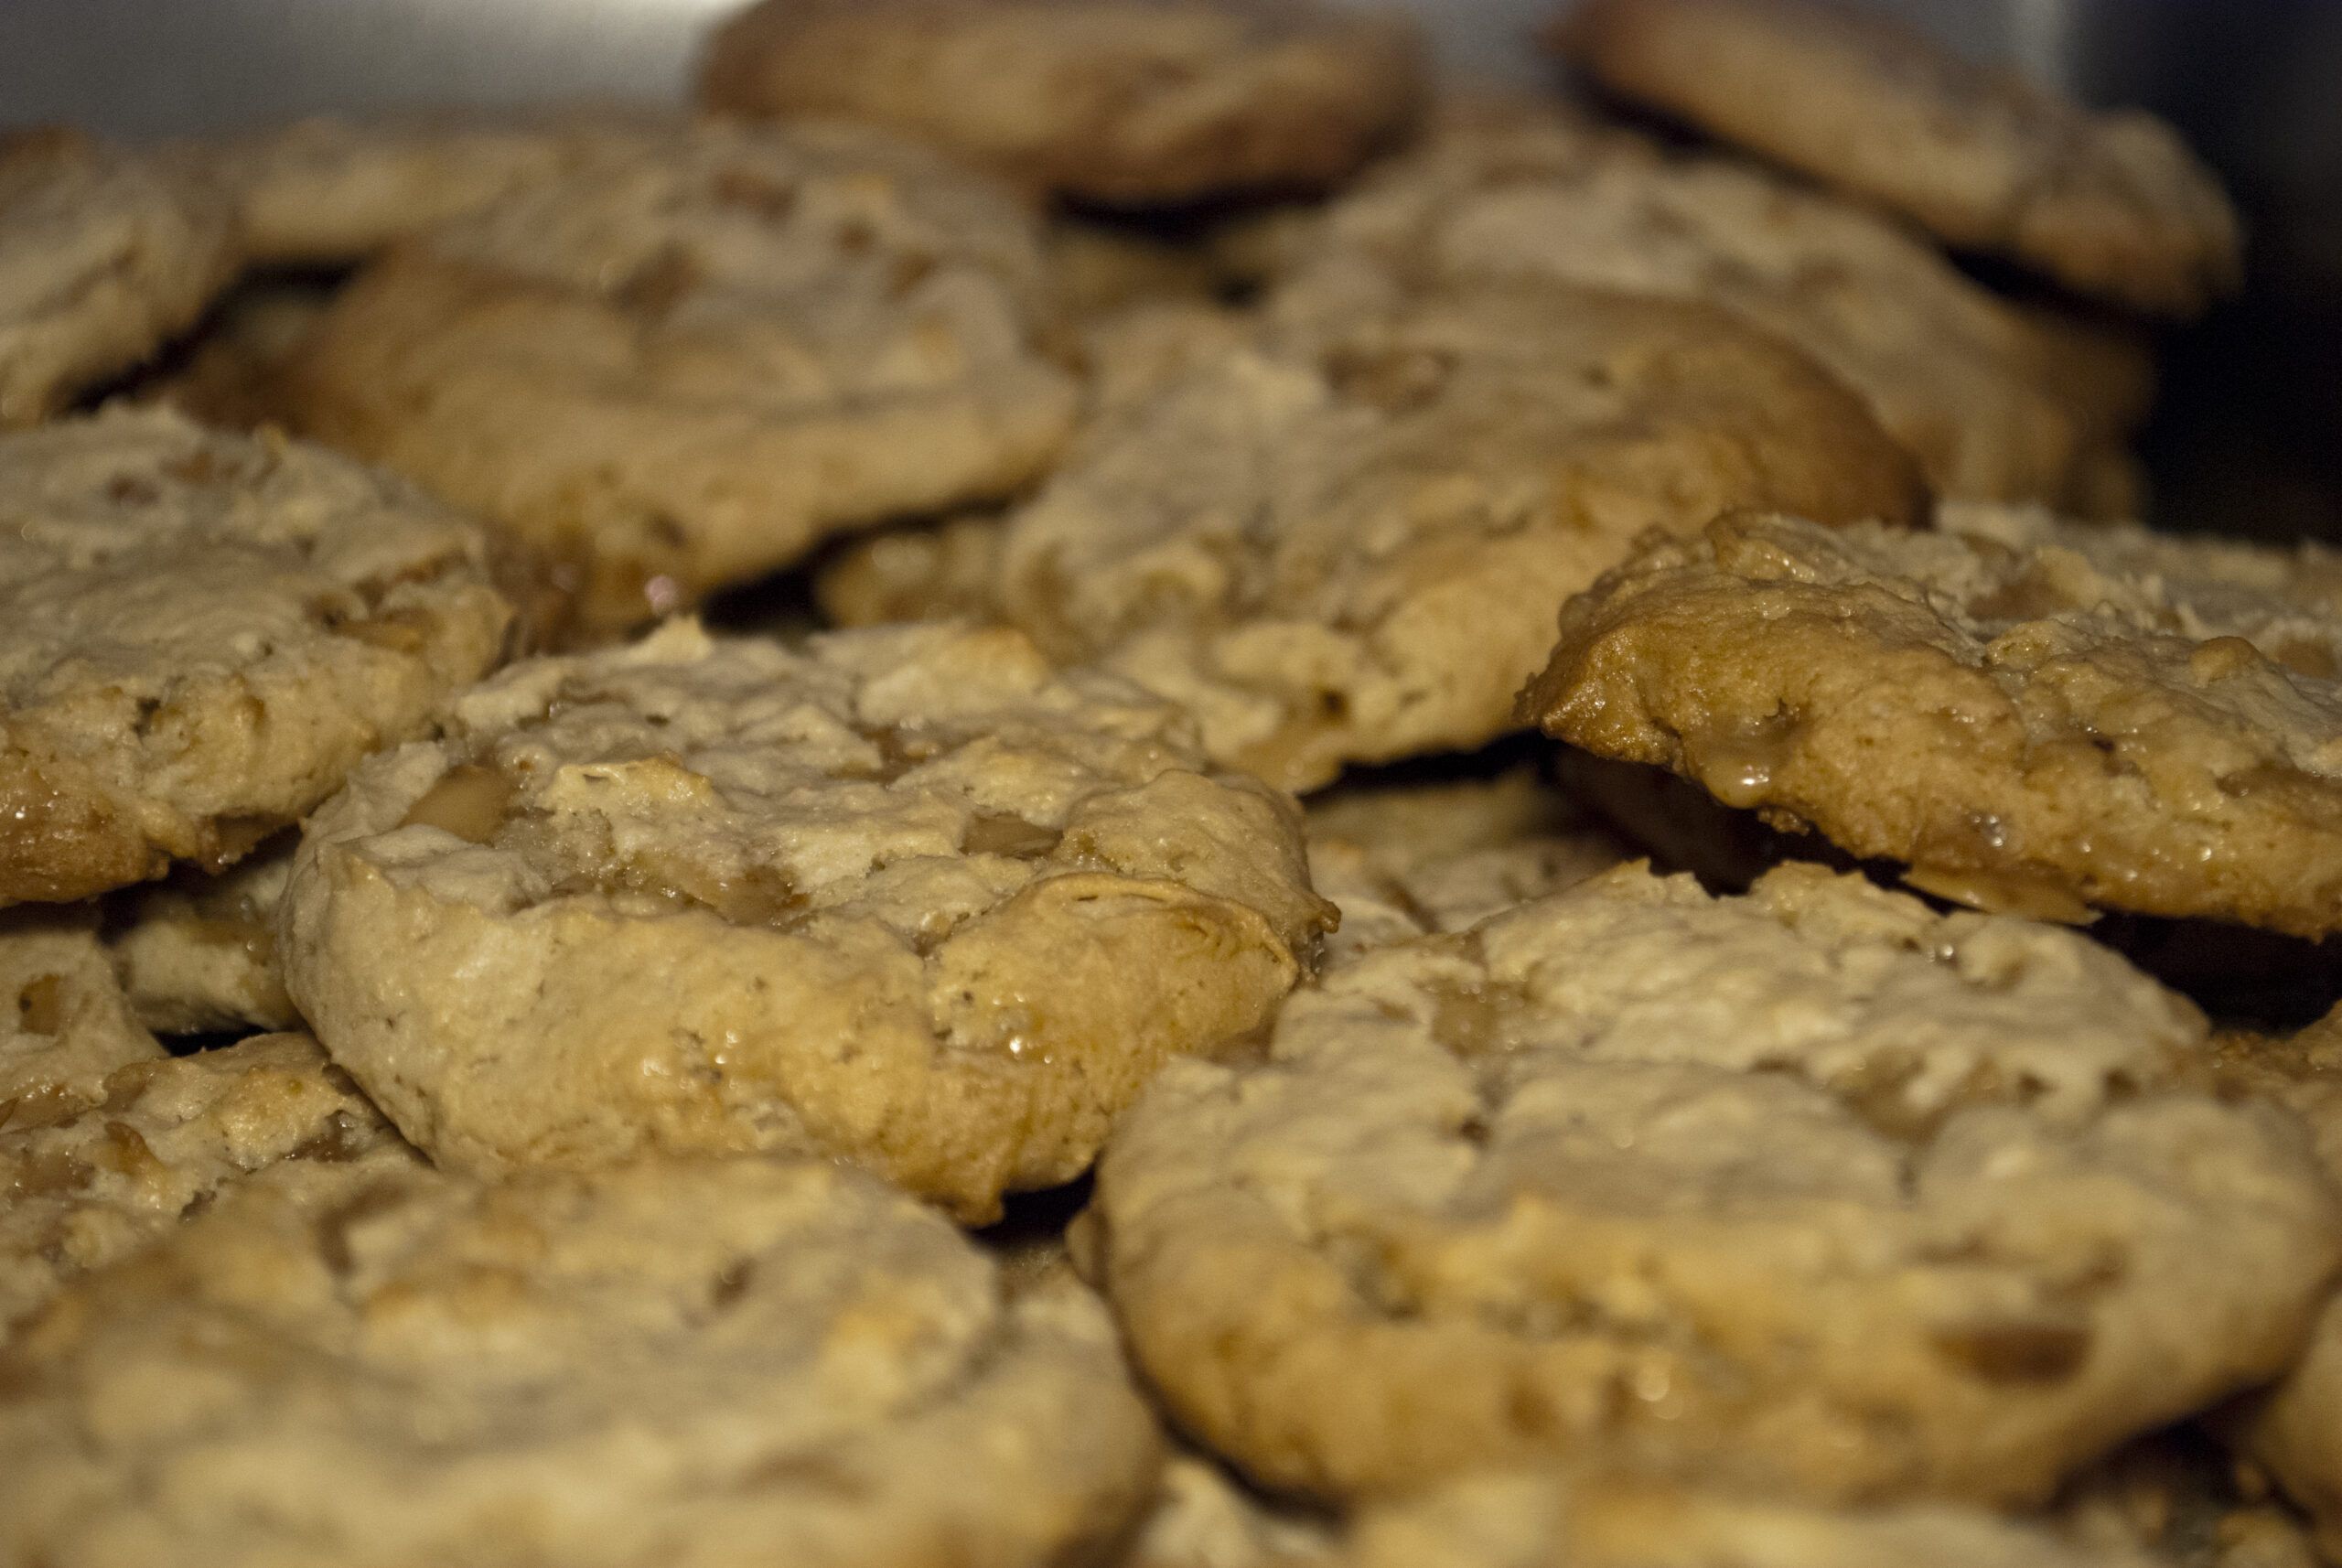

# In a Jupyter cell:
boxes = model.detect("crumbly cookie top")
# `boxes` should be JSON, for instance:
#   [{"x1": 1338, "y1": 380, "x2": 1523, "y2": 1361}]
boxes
[
  {"x1": 0, "y1": 130, "x2": 239, "y2": 427},
  {"x1": 0, "y1": 1156, "x2": 1161, "y2": 1568},
  {"x1": 0, "y1": 1030, "x2": 404, "y2": 1336},
  {"x1": 958, "y1": 279, "x2": 1918, "y2": 790},
  {"x1": 0, "y1": 408, "x2": 515, "y2": 904},
  {"x1": 1525, "y1": 508, "x2": 2342, "y2": 932},
  {"x1": 0, "y1": 917, "x2": 162, "y2": 1114},
  {"x1": 1096, "y1": 863, "x2": 2334, "y2": 1503},
  {"x1": 1293, "y1": 103, "x2": 2134, "y2": 505}
]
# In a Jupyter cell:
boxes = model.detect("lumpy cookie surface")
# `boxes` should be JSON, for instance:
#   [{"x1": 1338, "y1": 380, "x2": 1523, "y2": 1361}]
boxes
[
  {"x1": 282, "y1": 618, "x2": 1328, "y2": 1221},
  {"x1": 1554, "y1": 0, "x2": 2239, "y2": 317},
  {"x1": 0, "y1": 1156, "x2": 1161, "y2": 1568},
  {"x1": 698, "y1": 0, "x2": 1425, "y2": 204},
  {"x1": 1525, "y1": 505, "x2": 2342, "y2": 934},
  {"x1": 287, "y1": 119, "x2": 1077, "y2": 632},
  {"x1": 0, "y1": 131, "x2": 238, "y2": 427},
  {"x1": 826, "y1": 279, "x2": 1919, "y2": 792},
  {"x1": 1093, "y1": 862, "x2": 2336, "y2": 1504},
  {"x1": 0, "y1": 408, "x2": 515, "y2": 905}
]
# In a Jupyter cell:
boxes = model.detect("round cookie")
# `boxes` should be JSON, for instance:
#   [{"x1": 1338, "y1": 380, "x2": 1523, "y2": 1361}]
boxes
[
  {"x1": 0, "y1": 130, "x2": 240, "y2": 427},
  {"x1": 1552, "y1": 0, "x2": 2240, "y2": 317},
  {"x1": 1341, "y1": 1471, "x2": 2154, "y2": 1568},
  {"x1": 0, "y1": 408, "x2": 516, "y2": 906},
  {"x1": 285, "y1": 119, "x2": 1079, "y2": 633},
  {"x1": 1523, "y1": 505, "x2": 2342, "y2": 934},
  {"x1": 1305, "y1": 770, "x2": 1632, "y2": 968},
  {"x1": 0, "y1": 1029, "x2": 407, "y2": 1337},
  {"x1": 696, "y1": 0, "x2": 1426, "y2": 206},
  {"x1": 1090, "y1": 861, "x2": 2337, "y2": 1505},
  {"x1": 104, "y1": 838, "x2": 299, "y2": 1036},
  {"x1": 0, "y1": 1155, "x2": 1162, "y2": 1568},
  {"x1": 823, "y1": 279, "x2": 1922, "y2": 792},
  {"x1": 280, "y1": 618, "x2": 1330, "y2": 1222},
  {"x1": 1284, "y1": 100, "x2": 2145, "y2": 507}
]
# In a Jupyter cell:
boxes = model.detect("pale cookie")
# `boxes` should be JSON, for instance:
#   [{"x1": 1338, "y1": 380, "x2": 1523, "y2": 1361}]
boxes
[
  {"x1": 0, "y1": 1155, "x2": 1162, "y2": 1568},
  {"x1": 825, "y1": 280, "x2": 1920, "y2": 792},
  {"x1": 1288, "y1": 101, "x2": 2145, "y2": 506},
  {"x1": 1306, "y1": 770, "x2": 1630, "y2": 968},
  {"x1": 1342, "y1": 1471, "x2": 2154, "y2": 1568},
  {"x1": 697, "y1": 0, "x2": 1426, "y2": 206},
  {"x1": 0, "y1": 1030, "x2": 406, "y2": 1337},
  {"x1": 0, "y1": 915, "x2": 164, "y2": 1118},
  {"x1": 0, "y1": 408, "x2": 515, "y2": 906},
  {"x1": 104, "y1": 838, "x2": 298, "y2": 1035},
  {"x1": 0, "y1": 130, "x2": 240, "y2": 427},
  {"x1": 285, "y1": 119, "x2": 1078, "y2": 633},
  {"x1": 1554, "y1": 0, "x2": 2240, "y2": 317},
  {"x1": 2059, "y1": 1432, "x2": 2323, "y2": 1568},
  {"x1": 1127, "y1": 1454, "x2": 1338, "y2": 1568},
  {"x1": 281, "y1": 618, "x2": 1329, "y2": 1222},
  {"x1": 2212, "y1": 1004, "x2": 2342, "y2": 1561},
  {"x1": 1092, "y1": 862, "x2": 2337, "y2": 1505},
  {"x1": 1524, "y1": 505, "x2": 2342, "y2": 935}
]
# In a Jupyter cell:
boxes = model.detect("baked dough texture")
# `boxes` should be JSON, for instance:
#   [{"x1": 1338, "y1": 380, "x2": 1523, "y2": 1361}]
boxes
[
  {"x1": 0, "y1": 130, "x2": 239, "y2": 427},
  {"x1": 0, "y1": 408, "x2": 515, "y2": 906},
  {"x1": 286, "y1": 119, "x2": 1078, "y2": 632},
  {"x1": 1524, "y1": 505, "x2": 2342, "y2": 934},
  {"x1": 1554, "y1": 0, "x2": 2240, "y2": 317},
  {"x1": 698, "y1": 0, "x2": 1427, "y2": 205},
  {"x1": 281, "y1": 618, "x2": 1329, "y2": 1222},
  {"x1": 1287, "y1": 101, "x2": 2149, "y2": 507},
  {"x1": 0, "y1": 1155, "x2": 1162, "y2": 1568},
  {"x1": 823, "y1": 279, "x2": 1921, "y2": 792},
  {"x1": 105, "y1": 839, "x2": 300, "y2": 1035},
  {"x1": 1092, "y1": 862, "x2": 2337, "y2": 1505}
]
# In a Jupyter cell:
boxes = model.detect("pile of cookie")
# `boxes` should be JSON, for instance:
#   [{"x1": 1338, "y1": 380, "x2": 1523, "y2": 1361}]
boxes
[{"x1": 2, "y1": 0, "x2": 2337, "y2": 1562}]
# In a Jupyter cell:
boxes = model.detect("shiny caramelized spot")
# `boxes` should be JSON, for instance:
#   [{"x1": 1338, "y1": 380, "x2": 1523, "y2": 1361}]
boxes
[
  {"x1": 400, "y1": 765, "x2": 518, "y2": 845},
  {"x1": 2187, "y1": 636, "x2": 2263, "y2": 685},
  {"x1": 99, "y1": 1121, "x2": 165, "y2": 1183},
  {"x1": 288, "y1": 1111, "x2": 371, "y2": 1165},
  {"x1": 1903, "y1": 864, "x2": 2095, "y2": 926},
  {"x1": 1686, "y1": 713, "x2": 1801, "y2": 811},
  {"x1": 15, "y1": 974, "x2": 65, "y2": 1036},
  {"x1": 1932, "y1": 1319, "x2": 2090, "y2": 1383},
  {"x1": 334, "y1": 607, "x2": 435, "y2": 655},
  {"x1": 961, "y1": 812, "x2": 1062, "y2": 859}
]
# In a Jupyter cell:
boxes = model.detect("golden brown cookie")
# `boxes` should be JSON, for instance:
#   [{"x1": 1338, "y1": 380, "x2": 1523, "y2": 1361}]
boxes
[
  {"x1": 1092, "y1": 862, "x2": 2336, "y2": 1505},
  {"x1": 280, "y1": 618, "x2": 1330, "y2": 1222},
  {"x1": 822, "y1": 278, "x2": 1922, "y2": 792},
  {"x1": 698, "y1": 0, "x2": 1426, "y2": 205},
  {"x1": 285, "y1": 119, "x2": 1077, "y2": 633},
  {"x1": 1524, "y1": 505, "x2": 2342, "y2": 934},
  {"x1": 1553, "y1": 0, "x2": 2240, "y2": 316},
  {"x1": 0, "y1": 408, "x2": 515, "y2": 906}
]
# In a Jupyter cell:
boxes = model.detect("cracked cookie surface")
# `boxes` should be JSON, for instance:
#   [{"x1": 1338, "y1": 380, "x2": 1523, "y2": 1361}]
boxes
[
  {"x1": 281, "y1": 618, "x2": 1328, "y2": 1221},
  {"x1": 1093, "y1": 862, "x2": 2336, "y2": 1505},
  {"x1": 286, "y1": 119, "x2": 1077, "y2": 632},
  {"x1": 698, "y1": 0, "x2": 1425, "y2": 205},
  {"x1": 1554, "y1": 0, "x2": 2239, "y2": 317},
  {"x1": 0, "y1": 408, "x2": 515, "y2": 906},
  {"x1": 0, "y1": 1155, "x2": 1161, "y2": 1568},
  {"x1": 1524, "y1": 505, "x2": 2342, "y2": 935}
]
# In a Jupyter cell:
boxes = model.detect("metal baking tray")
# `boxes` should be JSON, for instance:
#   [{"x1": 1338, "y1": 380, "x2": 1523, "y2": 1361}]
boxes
[{"x1": 2, "y1": 0, "x2": 2336, "y2": 541}]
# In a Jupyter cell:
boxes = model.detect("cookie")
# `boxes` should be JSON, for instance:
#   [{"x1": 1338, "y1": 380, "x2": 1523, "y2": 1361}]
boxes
[
  {"x1": 138, "y1": 278, "x2": 334, "y2": 433},
  {"x1": 1523, "y1": 505, "x2": 2342, "y2": 934},
  {"x1": 1129, "y1": 1454, "x2": 1338, "y2": 1568},
  {"x1": 0, "y1": 130, "x2": 239, "y2": 427},
  {"x1": 697, "y1": 0, "x2": 1426, "y2": 206},
  {"x1": 0, "y1": 408, "x2": 516, "y2": 906},
  {"x1": 1306, "y1": 771, "x2": 1631, "y2": 967},
  {"x1": 0, "y1": 1155, "x2": 1162, "y2": 1567},
  {"x1": 280, "y1": 618, "x2": 1330, "y2": 1222},
  {"x1": 0, "y1": 915, "x2": 164, "y2": 1116},
  {"x1": 285, "y1": 120, "x2": 1079, "y2": 633},
  {"x1": 104, "y1": 838, "x2": 299, "y2": 1035},
  {"x1": 825, "y1": 280, "x2": 1920, "y2": 792},
  {"x1": 1289, "y1": 100, "x2": 2145, "y2": 507},
  {"x1": 1342, "y1": 1470, "x2": 2154, "y2": 1568},
  {"x1": 1553, "y1": 0, "x2": 2240, "y2": 317},
  {"x1": 1091, "y1": 861, "x2": 2337, "y2": 1504},
  {"x1": 0, "y1": 1029, "x2": 406, "y2": 1337}
]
